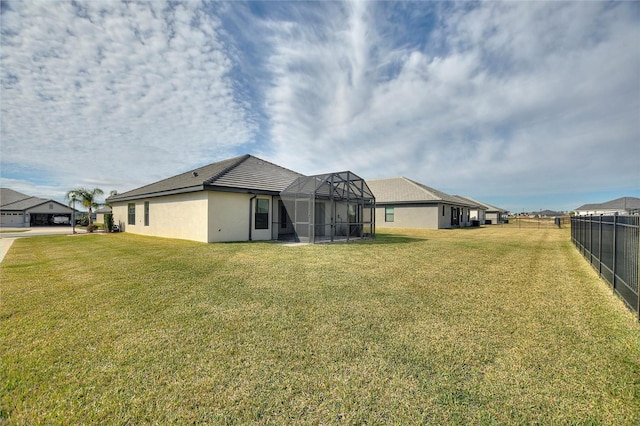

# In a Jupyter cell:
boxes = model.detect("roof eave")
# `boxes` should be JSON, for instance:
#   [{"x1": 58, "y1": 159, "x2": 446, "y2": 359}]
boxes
[
  {"x1": 107, "y1": 184, "x2": 284, "y2": 203},
  {"x1": 203, "y1": 184, "x2": 282, "y2": 196},
  {"x1": 108, "y1": 185, "x2": 205, "y2": 203}
]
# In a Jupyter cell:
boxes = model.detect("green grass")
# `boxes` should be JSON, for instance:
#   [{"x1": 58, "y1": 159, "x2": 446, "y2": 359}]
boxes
[{"x1": 1, "y1": 228, "x2": 639, "y2": 424}]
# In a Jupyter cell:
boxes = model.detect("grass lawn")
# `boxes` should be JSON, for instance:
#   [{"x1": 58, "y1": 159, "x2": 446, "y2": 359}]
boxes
[{"x1": 1, "y1": 227, "x2": 639, "y2": 424}]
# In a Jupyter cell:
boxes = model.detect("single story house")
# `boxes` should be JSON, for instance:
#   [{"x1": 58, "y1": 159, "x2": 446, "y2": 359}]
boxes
[
  {"x1": 95, "y1": 206, "x2": 112, "y2": 225},
  {"x1": 106, "y1": 154, "x2": 376, "y2": 243},
  {"x1": 366, "y1": 177, "x2": 477, "y2": 229},
  {"x1": 455, "y1": 196, "x2": 508, "y2": 224},
  {"x1": 0, "y1": 188, "x2": 76, "y2": 227},
  {"x1": 453, "y1": 195, "x2": 487, "y2": 224},
  {"x1": 574, "y1": 197, "x2": 640, "y2": 216}
]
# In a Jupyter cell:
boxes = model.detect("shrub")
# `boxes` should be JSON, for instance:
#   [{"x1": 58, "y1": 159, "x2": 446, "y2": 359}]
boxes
[{"x1": 104, "y1": 213, "x2": 114, "y2": 233}]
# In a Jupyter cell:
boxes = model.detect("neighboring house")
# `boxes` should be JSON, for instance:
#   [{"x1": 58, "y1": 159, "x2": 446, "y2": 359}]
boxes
[
  {"x1": 455, "y1": 196, "x2": 509, "y2": 224},
  {"x1": 574, "y1": 197, "x2": 640, "y2": 216},
  {"x1": 95, "y1": 206, "x2": 112, "y2": 224},
  {"x1": 0, "y1": 188, "x2": 75, "y2": 227},
  {"x1": 537, "y1": 210, "x2": 564, "y2": 218},
  {"x1": 106, "y1": 154, "x2": 376, "y2": 243},
  {"x1": 453, "y1": 195, "x2": 488, "y2": 224},
  {"x1": 366, "y1": 177, "x2": 476, "y2": 229}
]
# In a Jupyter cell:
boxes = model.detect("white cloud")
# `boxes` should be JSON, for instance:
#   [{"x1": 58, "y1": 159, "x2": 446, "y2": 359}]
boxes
[
  {"x1": 1, "y1": 1, "x2": 638, "y2": 212},
  {"x1": 1, "y1": 1, "x2": 256, "y2": 195},
  {"x1": 261, "y1": 1, "x2": 639, "y2": 202}
]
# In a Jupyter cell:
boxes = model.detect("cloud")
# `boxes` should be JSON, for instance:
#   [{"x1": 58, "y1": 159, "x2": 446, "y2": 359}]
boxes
[
  {"x1": 1, "y1": 1, "x2": 638, "y2": 212},
  {"x1": 259, "y1": 1, "x2": 639, "y2": 200},
  {"x1": 1, "y1": 1, "x2": 256, "y2": 194}
]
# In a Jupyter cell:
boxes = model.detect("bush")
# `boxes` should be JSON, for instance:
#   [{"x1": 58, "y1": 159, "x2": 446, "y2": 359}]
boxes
[
  {"x1": 104, "y1": 213, "x2": 114, "y2": 233},
  {"x1": 86, "y1": 224, "x2": 98, "y2": 233}
]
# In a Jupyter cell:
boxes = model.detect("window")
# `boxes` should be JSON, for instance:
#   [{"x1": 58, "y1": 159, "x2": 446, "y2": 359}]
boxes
[
  {"x1": 49, "y1": 203, "x2": 53, "y2": 210},
  {"x1": 255, "y1": 198, "x2": 269, "y2": 229},
  {"x1": 442, "y1": 205, "x2": 445, "y2": 216},
  {"x1": 385, "y1": 206, "x2": 394, "y2": 222},
  {"x1": 128, "y1": 203, "x2": 135, "y2": 225},
  {"x1": 144, "y1": 201, "x2": 149, "y2": 226}
]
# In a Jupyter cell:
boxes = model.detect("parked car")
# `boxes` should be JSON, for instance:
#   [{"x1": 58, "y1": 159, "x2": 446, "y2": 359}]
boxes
[{"x1": 53, "y1": 216, "x2": 70, "y2": 225}]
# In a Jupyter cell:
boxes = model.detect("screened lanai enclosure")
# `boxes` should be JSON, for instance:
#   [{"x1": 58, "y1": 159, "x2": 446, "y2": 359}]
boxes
[{"x1": 279, "y1": 171, "x2": 376, "y2": 243}]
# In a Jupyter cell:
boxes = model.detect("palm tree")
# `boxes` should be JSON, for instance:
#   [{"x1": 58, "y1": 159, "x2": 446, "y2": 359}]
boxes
[{"x1": 65, "y1": 187, "x2": 104, "y2": 228}]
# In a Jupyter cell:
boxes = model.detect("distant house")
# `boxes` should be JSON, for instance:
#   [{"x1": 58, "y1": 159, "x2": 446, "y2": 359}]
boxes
[
  {"x1": 366, "y1": 177, "x2": 476, "y2": 229},
  {"x1": 95, "y1": 206, "x2": 112, "y2": 224},
  {"x1": 455, "y1": 196, "x2": 508, "y2": 224},
  {"x1": 453, "y1": 195, "x2": 487, "y2": 224},
  {"x1": 0, "y1": 188, "x2": 75, "y2": 227},
  {"x1": 106, "y1": 154, "x2": 375, "y2": 243},
  {"x1": 537, "y1": 210, "x2": 564, "y2": 218},
  {"x1": 574, "y1": 197, "x2": 640, "y2": 216}
]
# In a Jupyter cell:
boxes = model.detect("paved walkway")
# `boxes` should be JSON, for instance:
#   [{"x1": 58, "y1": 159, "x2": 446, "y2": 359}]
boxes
[
  {"x1": 0, "y1": 238, "x2": 16, "y2": 263},
  {"x1": 0, "y1": 227, "x2": 84, "y2": 263}
]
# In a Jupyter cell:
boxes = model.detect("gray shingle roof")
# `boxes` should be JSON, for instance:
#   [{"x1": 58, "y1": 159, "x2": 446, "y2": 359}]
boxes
[
  {"x1": 366, "y1": 177, "x2": 474, "y2": 206},
  {"x1": 455, "y1": 195, "x2": 507, "y2": 213},
  {"x1": 0, "y1": 188, "x2": 72, "y2": 212},
  {"x1": 575, "y1": 197, "x2": 640, "y2": 212},
  {"x1": 452, "y1": 195, "x2": 487, "y2": 210},
  {"x1": 2, "y1": 197, "x2": 50, "y2": 210},
  {"x1": 0, "y1": 188, "x2": 32, "y2": 207},
  {"x1": 108, "y1": 154, "x2": 304, "y2": 202}
]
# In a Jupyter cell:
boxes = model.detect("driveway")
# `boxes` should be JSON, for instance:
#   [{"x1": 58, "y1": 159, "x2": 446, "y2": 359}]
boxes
[{"x1": 0, "y1": 227, "x2": 85, "y2": 263}]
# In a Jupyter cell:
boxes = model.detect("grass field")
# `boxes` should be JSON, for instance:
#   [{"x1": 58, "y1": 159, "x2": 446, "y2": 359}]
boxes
[{"x1": 1, "y1": 227, "x2": 639, "y2": 424}]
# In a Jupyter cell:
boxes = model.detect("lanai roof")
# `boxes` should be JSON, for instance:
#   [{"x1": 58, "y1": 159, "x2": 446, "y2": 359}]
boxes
[
  {"x1": 282, "y1": 171, "x2": 375, "y2": 201},
  {"x1": 108, "y1": 154, "x2": 304, "y2": 202}
]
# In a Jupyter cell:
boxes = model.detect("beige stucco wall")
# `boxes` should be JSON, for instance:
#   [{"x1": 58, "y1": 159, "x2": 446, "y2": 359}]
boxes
[
  {"x1": 208, "y1": 192, "x2": 275, "y2": 242},
  {"x1": 112, "y1": 192, "x2": 209, "y2": 242},
  {"x1": 438, "y1": 205, "x2": 450, "y2": 229},
  {"x1": 376, "y1": 204, "x2": 443, "y2": 229},
  {"x1": 112, "y1": 191, "x2": 279, "y2": 243},
  {"x1": 470, "y1": 209, "x2": 486, "y2": 222},
  {"x1": 485, "y1": 211, "x2": 500, "y2": 224},
  {"x1": 376, "y1": 204, "x2": 479, "y2": 229}
]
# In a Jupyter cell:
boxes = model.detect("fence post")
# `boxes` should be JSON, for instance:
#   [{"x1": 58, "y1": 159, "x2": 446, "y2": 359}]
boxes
[
  {"x1": 612, "y1": 214, "x2": 617, "y2": 294},
  {"x1": 598, "y1": 215, "x2": 602, "y2": 277},
  {"x1": 589, "y1": 216, "x2": 593, "y2": 265}
]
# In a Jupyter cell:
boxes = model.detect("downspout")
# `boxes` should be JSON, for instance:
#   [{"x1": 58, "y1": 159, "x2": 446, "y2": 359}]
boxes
[{"x1": 249, "y1": 194, "x2": 257, "y2": 241}]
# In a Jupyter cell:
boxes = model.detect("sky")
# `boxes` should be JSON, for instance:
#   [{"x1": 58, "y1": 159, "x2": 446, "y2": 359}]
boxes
[{"x1": 1, "y1": 1, "x2": 639, "y2": 213}]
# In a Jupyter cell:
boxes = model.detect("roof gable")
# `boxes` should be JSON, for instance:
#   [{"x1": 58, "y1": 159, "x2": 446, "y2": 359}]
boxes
[{"x1": 108, "y1": 154, "x2": 303, "y2": 201}]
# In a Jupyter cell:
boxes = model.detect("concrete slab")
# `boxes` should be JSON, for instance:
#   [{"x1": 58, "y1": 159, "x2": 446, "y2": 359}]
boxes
[{"x1": 0, "y1": 238, "x2": 16, "y2": 263}]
